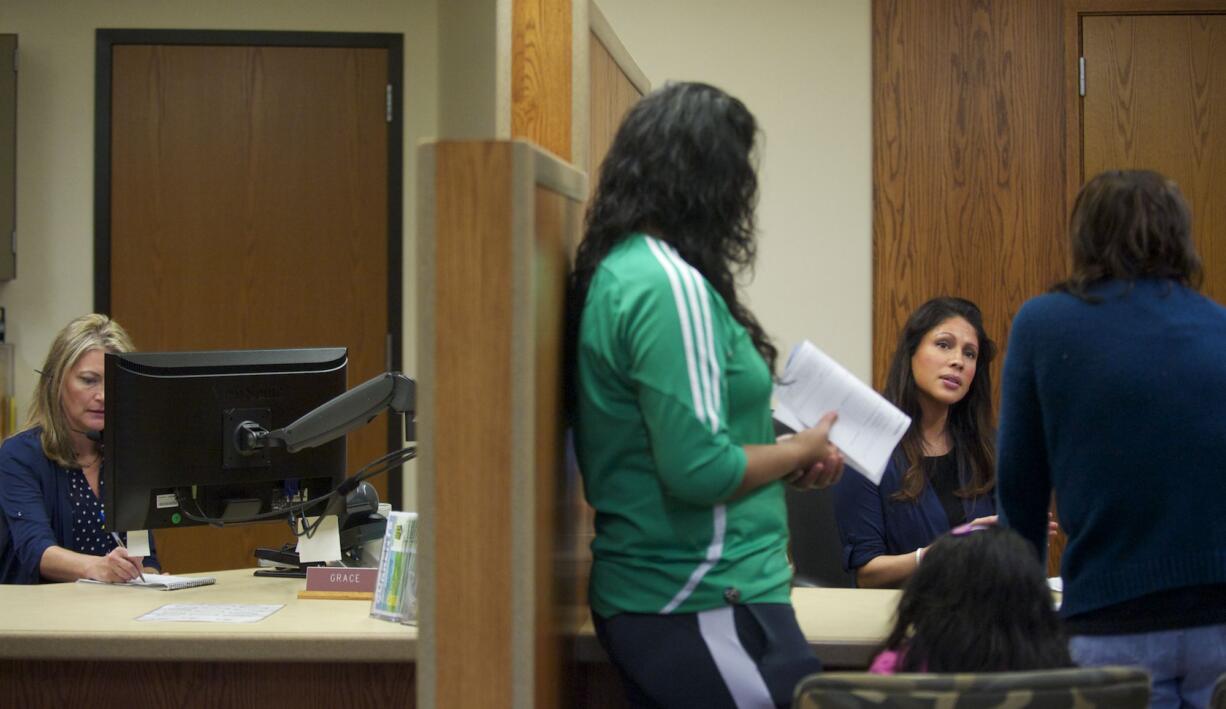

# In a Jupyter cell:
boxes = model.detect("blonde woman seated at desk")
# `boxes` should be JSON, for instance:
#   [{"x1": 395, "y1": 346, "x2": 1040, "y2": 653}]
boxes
[{"x1": 0, "y1": 314, "x2": 158, "y2": 584}]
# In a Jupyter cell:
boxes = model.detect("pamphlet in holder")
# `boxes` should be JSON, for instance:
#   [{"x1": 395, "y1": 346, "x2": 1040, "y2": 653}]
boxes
[{"x1": 370, "y1": 511, "x2": 418, "y2": 623}]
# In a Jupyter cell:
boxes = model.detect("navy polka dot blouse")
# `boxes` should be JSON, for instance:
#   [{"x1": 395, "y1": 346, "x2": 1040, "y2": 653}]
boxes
[{"x1": 67, "y1": 467, "x2": 122, "y2": 556}]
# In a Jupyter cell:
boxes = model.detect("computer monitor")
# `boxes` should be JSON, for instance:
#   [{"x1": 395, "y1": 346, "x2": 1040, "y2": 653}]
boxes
[{"x1": 103, "y1": 348, "x2": 348, "y2": 533}]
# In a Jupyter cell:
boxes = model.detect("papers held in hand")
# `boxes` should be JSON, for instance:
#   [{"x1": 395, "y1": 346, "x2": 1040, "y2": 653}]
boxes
[{"x1": 772, "y1": 340, "x2": 910, "y2": 485}]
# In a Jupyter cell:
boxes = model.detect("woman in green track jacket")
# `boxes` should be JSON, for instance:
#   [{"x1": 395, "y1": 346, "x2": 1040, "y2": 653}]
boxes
[{"x1": 567, "y1": 82, "x2": 844, "y2": 709}]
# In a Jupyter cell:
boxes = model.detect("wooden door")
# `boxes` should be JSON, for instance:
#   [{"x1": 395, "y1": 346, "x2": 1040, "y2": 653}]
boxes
[
  {"x1": 99, "y1": 33, "x2": 402, "y2": 573},
  {"x1": 871, "y1": 1, "x2": 1067, "y2": 392},
  {"x1": 1081, "y1": 12, "x2": 1226, "y2": 303}
]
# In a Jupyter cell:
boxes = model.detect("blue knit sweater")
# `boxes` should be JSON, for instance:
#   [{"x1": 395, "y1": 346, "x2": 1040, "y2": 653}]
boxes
[{"x1": 997, "y1": 279, "x2": 1226, "y2": 618}]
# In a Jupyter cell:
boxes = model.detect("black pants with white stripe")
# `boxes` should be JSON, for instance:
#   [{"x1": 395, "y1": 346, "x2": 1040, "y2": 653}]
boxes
[{"x1": 593, "y1": 604, "x2": 822, "y2": 708}]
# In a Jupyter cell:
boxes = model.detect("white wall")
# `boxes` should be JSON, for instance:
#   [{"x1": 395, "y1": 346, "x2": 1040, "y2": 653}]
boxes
[
  {"x1": 2, "y1": 0, "x2": 437, "y2": 509},
  {"x1": 594, "y1": 0, "x2": 872, "y2": 380}
]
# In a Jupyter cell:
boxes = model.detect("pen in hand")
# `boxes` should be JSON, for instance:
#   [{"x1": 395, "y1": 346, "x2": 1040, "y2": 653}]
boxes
[{"x1": 111, "y1": 531, "x2": 146, "y2": 583}]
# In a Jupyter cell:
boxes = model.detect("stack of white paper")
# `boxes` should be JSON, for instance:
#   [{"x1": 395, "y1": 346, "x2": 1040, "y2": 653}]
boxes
[{"x1": 773, "y1": 340, "x2": 911, "y2": 485}]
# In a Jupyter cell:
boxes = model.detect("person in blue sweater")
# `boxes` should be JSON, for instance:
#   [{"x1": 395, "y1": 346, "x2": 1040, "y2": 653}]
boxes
[
  {"x1": 0, "y1": 314, "x2": 158, "y2": 584},
  {"x1": 833, "y1": 297, "x2": 998, "y2": 588},
  {"x1": 997, "y1": 169, "x2": 1226, "y2": 709}
]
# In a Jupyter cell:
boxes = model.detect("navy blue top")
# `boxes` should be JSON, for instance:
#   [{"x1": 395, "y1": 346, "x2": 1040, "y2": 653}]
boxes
[
  {"x1": 998, "y1": 279, "x2": 1226, "y2": 618},
  {"x1": 832, "y1": 449, "x2": 995, "y2": 574},
  {"x1": 67, "y1": 469, "x2": 120, "y2": 557},
  {"x1": 0, "y1": 427, "x2": 160, "y2": 584}
]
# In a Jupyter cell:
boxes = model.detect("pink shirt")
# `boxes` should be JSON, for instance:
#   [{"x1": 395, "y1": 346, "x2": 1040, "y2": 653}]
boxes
[{"x1": 868, "y1": 649, "x2": 903, "y2": 675}]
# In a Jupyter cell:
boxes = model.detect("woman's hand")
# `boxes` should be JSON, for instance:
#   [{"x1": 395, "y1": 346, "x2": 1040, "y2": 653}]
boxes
[
  {"x1": 740, "y1": 411, "x2": 844, "y2": 497},
  {"x1": 784, "y1": 412, "x2": 845, "y2": 490},
  {"x1": 84, "y1": 547, "x2": 145, "y2": 583},
  {"x1": 969, "y1": 513, "x2": 1058, "y2": 536}
]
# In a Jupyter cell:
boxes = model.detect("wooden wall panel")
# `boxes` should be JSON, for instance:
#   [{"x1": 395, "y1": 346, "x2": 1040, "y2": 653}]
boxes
[
  {"x1": 0, "y1": 660, "x2": 413, "y2": 707},
  {"x1": 874, "y1": 1, "x2": 1067, "y2": 575},
  {"x1": 513, "y1": 0, "x2": 573, "y2": 160},
  {"x1": 532, "y1": 184, "x2": 584, "y2": 709},
  {"x1": 428, "y1": 142, "x2": 516, "y2": 707},
  {"x1": 587, "y1": 31, "x2": 643, "y2": 198},
  {"x1": 418, "y1": 141, "x2": 585, "y2": 709},
  {"x1": 872, "y1": 0, "x2": 1067, "y2": 397}
]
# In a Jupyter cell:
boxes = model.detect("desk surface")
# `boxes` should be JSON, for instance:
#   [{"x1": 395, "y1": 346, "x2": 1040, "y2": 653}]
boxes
[
  {"x1": 0, "y1": 568, "x2": 416, "y2": 663},
  {"x1": 0, "y1": 571, "x2": 897, "y2": 668}
]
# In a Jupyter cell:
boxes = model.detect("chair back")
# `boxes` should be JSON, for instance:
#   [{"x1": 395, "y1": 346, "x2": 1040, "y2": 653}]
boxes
[
  {"x1": 785, "y1": 485, "x2": 855, "y2": 588},
  {"x1": 1211, "y1": 671, "x2": 1226, "y2": 709},
  {"x1": 793, "y1": 666, "x2": 1150, "y2": 708},
  {"x1": 774, "y1": 418, "x2": 854, "y2": 588}
]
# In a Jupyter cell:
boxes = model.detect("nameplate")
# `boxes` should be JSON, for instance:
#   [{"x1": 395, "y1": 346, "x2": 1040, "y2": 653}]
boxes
[{"x1": 305, "y1": 567, "x2": 378, "y2": 593}]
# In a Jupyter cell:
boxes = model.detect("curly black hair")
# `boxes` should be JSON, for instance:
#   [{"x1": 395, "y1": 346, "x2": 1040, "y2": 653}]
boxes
[
  {"x1": 567, "y1": 82, "x2": 775, "y2": 380},
  {"x1": 882, "y1": 525, "x2": 1073, "y2": 672}
]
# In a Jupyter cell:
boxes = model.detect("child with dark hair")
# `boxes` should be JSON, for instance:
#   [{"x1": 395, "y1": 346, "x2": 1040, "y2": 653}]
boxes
[{"x1": 869, "y1": 524, "x2": 1072, "y2": 674}]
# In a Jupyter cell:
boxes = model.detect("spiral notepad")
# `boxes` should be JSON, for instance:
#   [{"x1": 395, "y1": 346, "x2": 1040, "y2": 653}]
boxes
[{"x1": 78, "y1": 573, "x2": 216, "y2": 591}]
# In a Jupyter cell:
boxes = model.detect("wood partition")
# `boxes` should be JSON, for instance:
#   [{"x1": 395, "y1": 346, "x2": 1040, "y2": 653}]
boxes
[
  {"x1": 416, "y1": 140, "x2": 587, "y2": 709},
  {"x1": 872, "y1": 1, "x2": 1068, "y2": 395},
  {"x1": 512, "y1": 0, "x2": 573, "y2": 161},
  {"x1": 587, "y1": 0, "x2": 649, "y2": 183},
  {"x1": 873, "y1": 1, "x2": 1068, "y2": 574}
]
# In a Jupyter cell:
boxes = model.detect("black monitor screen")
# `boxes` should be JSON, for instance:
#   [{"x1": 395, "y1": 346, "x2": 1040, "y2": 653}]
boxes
[{"x1": 103, "y1": 348, "x2": 348, "y2": 532}]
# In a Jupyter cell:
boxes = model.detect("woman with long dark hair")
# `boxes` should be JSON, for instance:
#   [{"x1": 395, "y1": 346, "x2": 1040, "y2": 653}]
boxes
[
  {"x1": 998, "y1": 169, "x2": 1226, "y2": 708},
  {"x1": 832, "y1": 297, "x2": 998, "y2": 588},
  {"x1": 569, "y1": 82, "x2": 844, "y2": 708}
]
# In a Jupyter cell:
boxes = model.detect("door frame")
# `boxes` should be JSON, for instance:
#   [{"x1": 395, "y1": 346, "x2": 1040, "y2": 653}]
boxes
[
  {"x1": 1063, "y1": 0, "x2": 1226, "y2": 206},
  {"x1": 93, "y1": 29, "x2": 406, "y2": 506}
]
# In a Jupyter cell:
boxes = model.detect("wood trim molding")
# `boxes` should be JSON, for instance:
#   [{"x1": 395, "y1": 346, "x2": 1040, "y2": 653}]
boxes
[
  {"x1": 572, "y1": 0, "x2": 591, "y2": 171},
  {"x1": 498, "y1": 0, "x2": 514, "y2": 139},
  {"x1": 1066, "y1": 0, "x2": 1226, "y2": 12},
  {"x1": 532, "y1": 140, "x2": 589, "y2": 199},
  {"x1": 589, "y1": 0, "x2": 651, "y2": 95},
  {"x1": 415, "y1": 142, "x2": 439, "y2": 709}
]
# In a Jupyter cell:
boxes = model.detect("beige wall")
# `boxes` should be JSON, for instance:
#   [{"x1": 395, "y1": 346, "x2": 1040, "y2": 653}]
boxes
[
  {"x1": 594, "y1": 0, "x2": 872, "y2": 380},
  {"x1": 2, "y1": 0, "x2": 436, "y2": 510},
  {"x1": 2, "y1": 0, "x2": 871, "y2": 511}
]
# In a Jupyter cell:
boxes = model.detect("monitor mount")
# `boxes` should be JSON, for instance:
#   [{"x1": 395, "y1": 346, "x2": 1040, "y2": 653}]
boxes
[
  {"x1": 234, "y1": 371, "x2": 416, "y2": 456},
  {"x1": 232, "y1": 371, "x2": 416, "y2": 574}
]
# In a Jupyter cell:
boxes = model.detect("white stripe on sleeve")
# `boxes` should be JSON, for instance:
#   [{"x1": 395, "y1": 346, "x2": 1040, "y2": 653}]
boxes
[
  {"x1": 645, "y1": 237, "x2": 707, "y2": 429},
  {"x1": 666, "y1": 241, "x2": 720, "y2": 431},
  {"x1": 661, "y1": 242, "x2": 722, "y2": 431}
]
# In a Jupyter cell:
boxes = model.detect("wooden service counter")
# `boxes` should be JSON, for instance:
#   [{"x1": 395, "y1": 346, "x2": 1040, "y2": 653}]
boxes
[
  {"x1": 0, "y1": 570, "x2": 896, "y2": 707},
  {"x1": 0, "y1": 569, "x2": 416, "y2": 706}
]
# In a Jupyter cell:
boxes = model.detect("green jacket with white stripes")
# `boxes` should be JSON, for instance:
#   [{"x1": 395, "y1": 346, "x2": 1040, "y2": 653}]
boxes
[{"x1": 575, "y1": 234, "x2": 792, "y2": 618}]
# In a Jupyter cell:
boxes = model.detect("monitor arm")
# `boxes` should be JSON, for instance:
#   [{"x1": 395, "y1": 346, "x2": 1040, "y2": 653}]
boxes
[{"x1": 236, "y1": 371, "x2": 416, "y2": 455}]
